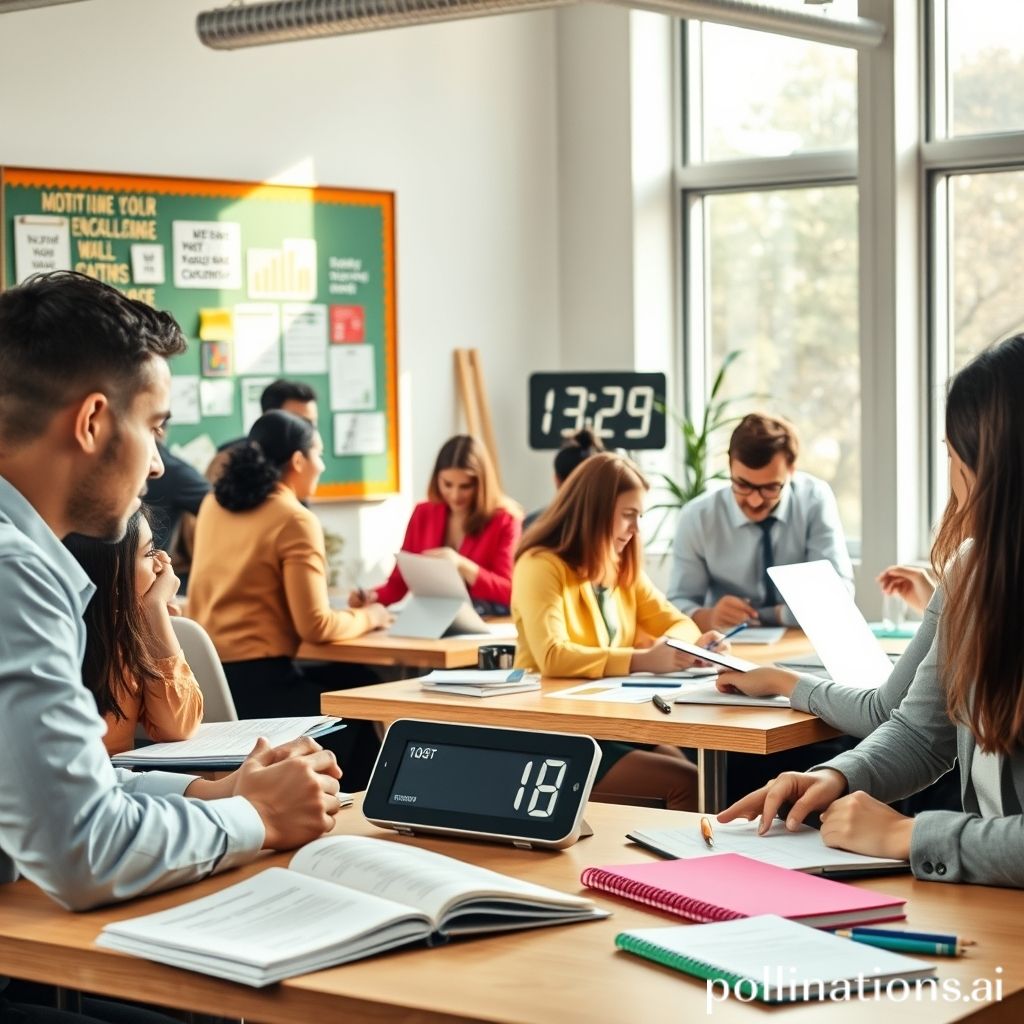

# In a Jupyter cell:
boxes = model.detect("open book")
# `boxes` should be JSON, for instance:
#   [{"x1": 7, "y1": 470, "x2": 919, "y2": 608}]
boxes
[
  {"x1": 110, "y1": 717, "x2": 345, "y2": 770},
  {"x1": 97, "y1": 835, "x2": 606, "y2": 986}
]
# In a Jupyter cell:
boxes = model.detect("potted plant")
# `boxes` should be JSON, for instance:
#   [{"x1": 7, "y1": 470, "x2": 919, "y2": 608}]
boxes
[{"x1": 645, "y1": 349, "x2": 746, "y2": 549}]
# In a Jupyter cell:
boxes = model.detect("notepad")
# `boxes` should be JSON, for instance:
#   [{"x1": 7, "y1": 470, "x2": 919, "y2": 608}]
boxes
[
  {"x1": 581, "y1": 853, "x2": 906, "y2": 928},
  {"x1": 615, "y1": 915, "x2": 935, "y2": 1003},
  {"x1": 627, "y1": 818, "x2": 909, "y2": 876},
  {"x1": 419, "y1": 669, "x2": 540, "y2": 697}
]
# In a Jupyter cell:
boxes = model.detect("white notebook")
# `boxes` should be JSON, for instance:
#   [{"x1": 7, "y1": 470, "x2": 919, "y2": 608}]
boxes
[
  {"x1": 615, "y1": 915, "x2": 935, "y2": 1003},
  {"x1": 627, "y1": 817, "x2": 908, "y2": 876}
]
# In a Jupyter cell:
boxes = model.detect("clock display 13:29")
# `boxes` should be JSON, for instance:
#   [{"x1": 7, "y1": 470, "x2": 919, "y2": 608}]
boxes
[{"x1": 528, "y1": 372, "x2": 667, "y2": 450}]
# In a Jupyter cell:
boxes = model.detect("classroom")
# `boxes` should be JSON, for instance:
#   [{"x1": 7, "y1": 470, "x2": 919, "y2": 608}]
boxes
[{"x1": 1, "y1": 0, "x2": 1023, "y2": 1021}]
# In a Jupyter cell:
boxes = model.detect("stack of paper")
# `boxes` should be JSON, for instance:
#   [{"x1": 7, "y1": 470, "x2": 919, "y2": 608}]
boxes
[
  {"x1": 111, "y1": 717, "x2": 345, "y2": 770},
  {"x1": 420, "y1": 669, "x2": 540, "y2": 698}
]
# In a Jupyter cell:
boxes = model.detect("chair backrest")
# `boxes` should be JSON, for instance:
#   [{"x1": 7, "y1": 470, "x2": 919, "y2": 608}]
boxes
[{"x1": 170, "y1": 616, "x2": 238, "y2": 722}]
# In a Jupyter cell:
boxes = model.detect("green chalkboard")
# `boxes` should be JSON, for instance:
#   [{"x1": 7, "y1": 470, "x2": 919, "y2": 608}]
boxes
[{"x1": 1, "y1": 166, "x2": 398, "y2": 499}]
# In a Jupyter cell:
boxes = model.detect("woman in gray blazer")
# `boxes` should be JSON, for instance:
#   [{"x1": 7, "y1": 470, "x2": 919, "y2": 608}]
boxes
[{"x1": 718, "y1": 332, "x2": 1024, "y2": 889}]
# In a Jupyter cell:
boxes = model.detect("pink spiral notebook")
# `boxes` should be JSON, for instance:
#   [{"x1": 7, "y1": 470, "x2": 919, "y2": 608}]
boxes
[{"x1": 581, "y1": 853, "x2": 905, "y2": 929}]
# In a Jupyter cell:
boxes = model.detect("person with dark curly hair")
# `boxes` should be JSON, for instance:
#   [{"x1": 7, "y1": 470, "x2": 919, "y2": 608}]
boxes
[{"x1": 189, "y1": 410, "x2": 391, "y2": 733}]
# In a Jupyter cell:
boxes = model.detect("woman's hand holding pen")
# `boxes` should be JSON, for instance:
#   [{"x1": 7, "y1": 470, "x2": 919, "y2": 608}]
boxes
[
  {"x1": 717, "y1": 768, "x2": 847, "y2": 833},
  {"x1": 820, "y1": 792, "x2": 914, "y2": 860},
  {"x1": 348, "y1": 587, "x2": 378, "y2": 608}
]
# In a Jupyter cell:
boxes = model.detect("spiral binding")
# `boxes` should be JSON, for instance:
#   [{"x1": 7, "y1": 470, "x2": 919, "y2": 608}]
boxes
[
  {"x1": 581, "y1": 867, "x2": 742, "y2": 923},
  {"x1": 614, "y1": 933, "x2": 761, "y2": 1000}
]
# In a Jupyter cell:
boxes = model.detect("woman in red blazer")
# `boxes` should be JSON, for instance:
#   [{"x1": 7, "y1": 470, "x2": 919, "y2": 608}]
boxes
[{"x1": 350, "y1": 435, "x2": 522, "y2": 613}]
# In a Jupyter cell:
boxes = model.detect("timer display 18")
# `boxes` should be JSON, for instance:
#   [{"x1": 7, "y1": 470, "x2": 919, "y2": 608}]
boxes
[{"x1": 389, "y1": 742, "x2": 571, "y2": 821}]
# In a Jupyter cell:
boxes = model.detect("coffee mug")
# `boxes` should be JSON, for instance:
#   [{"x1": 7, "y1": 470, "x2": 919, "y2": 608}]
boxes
[{"x1": 477, "y1": 644, "x2": 516, "y2": 670}]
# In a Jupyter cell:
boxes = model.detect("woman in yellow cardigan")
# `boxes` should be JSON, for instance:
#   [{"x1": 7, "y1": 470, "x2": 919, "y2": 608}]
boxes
[{"x1": 512, "y1": 453, "x2": 722, "y2": 810}]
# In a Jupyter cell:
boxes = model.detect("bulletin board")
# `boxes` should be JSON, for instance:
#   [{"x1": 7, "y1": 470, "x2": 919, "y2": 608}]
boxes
[{"x1": 0, "y1": 166, "x2": 399, "y2": 499}]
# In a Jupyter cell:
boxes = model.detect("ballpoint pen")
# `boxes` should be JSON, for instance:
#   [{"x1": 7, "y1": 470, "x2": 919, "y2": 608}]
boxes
[
  {"x1": 834, "y1": 928, "x2": 976, "y2": 957},
  {"x1": 704, "y1": 623, "x2": 749, "y2": 650},
  {"x1": 700, "y1": 816, "x2": 715, "y2": 848},
  {"x1": 651, "y1": 693, "x2": 673, "y2": 714}
]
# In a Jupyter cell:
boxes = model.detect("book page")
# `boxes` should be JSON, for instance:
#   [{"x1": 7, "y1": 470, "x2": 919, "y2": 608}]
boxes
[
  {"x1": 112, "y1": 717, "x2": 336, "y2": 762},
  {"x1": 629, "y1": 818, "x2": 906, "y2": 871},
  {"x1": 100, "y1": 867, "x2": 425, "y2": 967},
  {"x1": 289, "y1": 836, "x2": 594, "y2": 924}
]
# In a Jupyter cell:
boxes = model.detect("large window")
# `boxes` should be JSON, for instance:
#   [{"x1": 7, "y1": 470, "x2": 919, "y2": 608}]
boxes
[
  {"x1": 928, "y1": 0, "x2": 1024, "y2": 515},
  {"x1": 682, "y1": 8, "x2": 860, "y2": 539}
]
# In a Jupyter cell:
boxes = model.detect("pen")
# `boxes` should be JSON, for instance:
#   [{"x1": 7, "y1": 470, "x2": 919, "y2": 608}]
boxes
[
  {"x1": 704, "y1": 623, "x2": 748, "y2": 650},
  {"x1": 621, "y1": 681, "x2": 688, "y2": 688},
  {"x1": 651, "y1": 693, "x2": 673, "y2": 714},
  {"x1": 700, "y1": 816, "x2": 715, "y2": 849},
  {"x1": 834, "y1": 928, "x2": 976, "y2": 957},
  {"x1": 356, "y1": 587, "x2": 368, "y2": 605}
]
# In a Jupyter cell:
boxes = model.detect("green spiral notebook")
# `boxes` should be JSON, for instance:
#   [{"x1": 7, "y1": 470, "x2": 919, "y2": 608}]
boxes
[{"x1": 615, "y1": 915, "x2": 935, "y2": 1004}]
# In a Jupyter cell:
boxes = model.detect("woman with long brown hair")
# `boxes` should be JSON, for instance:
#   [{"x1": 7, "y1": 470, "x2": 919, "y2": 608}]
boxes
[
  {"x1": 64, "y1": 506, "x2": 203, "y2": 756},
  {"x1": 351, "y1": 434, "x2": 521, "y2": 613},
  {"x1": 512, "y1": 452, "x2": 723, "y2": 810},
  {"x1": 719, "y1": 333, "x2": 1024, "y2": 887}
]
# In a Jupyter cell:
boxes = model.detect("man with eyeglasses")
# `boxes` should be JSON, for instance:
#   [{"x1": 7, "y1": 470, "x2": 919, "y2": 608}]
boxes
[{"x1": 667, "y1": 412, "x2": 853, "y2": 630}]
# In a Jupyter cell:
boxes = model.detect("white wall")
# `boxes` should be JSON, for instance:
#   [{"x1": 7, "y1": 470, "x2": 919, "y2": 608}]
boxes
[{"x1": 0, "y1": 0, "x2": 564, "y2": 585}]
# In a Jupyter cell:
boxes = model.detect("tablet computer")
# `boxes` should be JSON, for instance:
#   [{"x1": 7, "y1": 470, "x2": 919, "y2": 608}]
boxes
[{"x1": 664, "y1": 637, "x2": 760, "y2": 673}]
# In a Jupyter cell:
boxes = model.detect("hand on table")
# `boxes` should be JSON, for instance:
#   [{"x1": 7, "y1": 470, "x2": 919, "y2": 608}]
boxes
[
  {"x1": 820, "y1": 791, "x2": 914, "y2": 860},
  {"x1": 716, "y1": 666, "x2": 799, "y2": 699},
  {"x1": 717, "y1": 768, "x2": 848, "y2": 833}
]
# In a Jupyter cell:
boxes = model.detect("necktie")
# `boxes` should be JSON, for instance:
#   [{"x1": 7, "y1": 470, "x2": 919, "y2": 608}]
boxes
[{"x1": 759, "y1": 516, "x2": 781, "y2": 606}]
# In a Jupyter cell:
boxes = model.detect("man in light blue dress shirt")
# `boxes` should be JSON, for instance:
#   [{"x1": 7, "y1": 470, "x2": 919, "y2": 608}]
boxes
[
  {"x1": 667, "y1": 413, "x2": 853, "y2": 630},
  {"x1": 0, "y1": 272, "x2": 344, "y2": 928}
]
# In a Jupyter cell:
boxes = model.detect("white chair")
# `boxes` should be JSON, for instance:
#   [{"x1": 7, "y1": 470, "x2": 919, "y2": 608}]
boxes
[{"x1": 171, "y1": 616, "x2": 238, "y2": 722}]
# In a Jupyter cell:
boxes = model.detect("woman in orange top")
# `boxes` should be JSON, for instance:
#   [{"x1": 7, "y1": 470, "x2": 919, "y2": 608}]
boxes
[
  {"x1": 64, "y1": 507, "x2": 203, "y2": 757},
  {"x1": 189, "y1": 411, "x2": 391, "y2": 786},
  {"x1": 513, "y1": 453, "x2": 724, "y2": 810},
  {"x1": 351, "y1": 435, "x2": 521, "y2": 614}
]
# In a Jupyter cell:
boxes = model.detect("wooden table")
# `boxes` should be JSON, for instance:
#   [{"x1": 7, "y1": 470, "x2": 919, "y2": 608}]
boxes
[
  {"x1": 320, "y1": 629, "x2": 841, "y2": 813},
  {"x1": 1, "y1": 798, "x2": 1018, "y2": 1024},
  {"x1": 297, "y1": 630, "x2": 494, "y2": 669}
]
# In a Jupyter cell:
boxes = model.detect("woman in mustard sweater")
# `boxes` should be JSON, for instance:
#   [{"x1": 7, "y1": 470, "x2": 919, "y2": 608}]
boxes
[
  {"x1": 512, "y1": 453, "x2": 722, "y2": 810},
  {"x1": 64, "y1": 506, "x2": 203, "y2": 756},
  {"x1": 189, "y1": 410, "x2": 391, "y2": 726}
]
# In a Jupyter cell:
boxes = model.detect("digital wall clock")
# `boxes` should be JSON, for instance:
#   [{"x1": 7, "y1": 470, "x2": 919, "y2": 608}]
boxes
[
  {"x1": 528, "y1": 371, "x2": 667, "y2": 450},
  {"x1": 363, "y1": 720, "x2": 601, "y2": 849}
]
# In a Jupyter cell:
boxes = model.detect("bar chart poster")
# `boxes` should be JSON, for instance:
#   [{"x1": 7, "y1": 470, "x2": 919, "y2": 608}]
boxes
[{"x1": 0, "y1": 167, "x2": 398, "y2": 499}]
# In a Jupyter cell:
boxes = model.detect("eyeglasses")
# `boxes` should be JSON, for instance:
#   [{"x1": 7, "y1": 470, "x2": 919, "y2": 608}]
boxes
[{"x1": 730, "y1": 477, "x2": 786, "y2": 499}]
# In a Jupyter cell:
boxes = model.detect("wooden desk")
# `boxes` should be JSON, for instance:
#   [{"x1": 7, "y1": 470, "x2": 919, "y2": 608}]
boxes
[
  {"x1": 321, "y1": 673, "x2": 839, "y2": 814},
  {"x1": 297, "y1": 630, "x2": 493, "y2": 669},
  {"x1": 1, "y1": 798, "x2": 1018, "y2": 1024}
]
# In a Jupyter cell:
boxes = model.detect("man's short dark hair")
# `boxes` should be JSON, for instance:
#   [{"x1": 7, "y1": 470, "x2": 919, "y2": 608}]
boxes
[
  {"x1": 0, "y1": 271, "x2": 186, "y2": 446},
  {"x1": 260, "y1": 378, "x2": 317, "y2": 413},
  {"x1": 728, "y1": 413, "x2": 800, "y2": 469}
]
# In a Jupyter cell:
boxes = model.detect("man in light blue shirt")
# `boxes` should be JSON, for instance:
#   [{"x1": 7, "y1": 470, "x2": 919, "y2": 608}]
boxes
[
  {"x1": 667, "y1": 413, "x2": 853, "y2": 630},
  {"x1": 0, "y1": 272, "x2": 343, "y2": 918}
]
